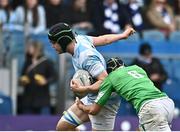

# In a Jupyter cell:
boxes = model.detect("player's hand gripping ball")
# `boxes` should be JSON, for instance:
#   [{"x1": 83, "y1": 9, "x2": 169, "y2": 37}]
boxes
[{"x1": 72, "y1": 70, "x2": 93, "y2": 97}]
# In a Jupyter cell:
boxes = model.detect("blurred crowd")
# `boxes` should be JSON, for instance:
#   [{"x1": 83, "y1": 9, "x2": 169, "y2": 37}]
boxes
[{"x1": 0, "y1": 0, "x2": 180, "y2": 37}]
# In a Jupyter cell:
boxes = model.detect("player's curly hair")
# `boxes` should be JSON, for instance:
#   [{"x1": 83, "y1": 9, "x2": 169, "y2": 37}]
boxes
[{"x1": 106, "y1": 57, "x2": 124, "y2": 74}]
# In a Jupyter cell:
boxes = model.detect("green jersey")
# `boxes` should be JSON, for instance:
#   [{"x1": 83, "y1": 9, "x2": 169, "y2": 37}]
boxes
[{"x1": 95, "y1": 65, "x2": 167, "y2": 113}]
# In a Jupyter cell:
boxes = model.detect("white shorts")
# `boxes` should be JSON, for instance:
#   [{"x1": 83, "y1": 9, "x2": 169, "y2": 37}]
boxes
[
  {"x1": 81, "y1": 96, "x2": 119, "y2": 130},
  {"x1": 138, "y1": 97, "x2": 174, "y2": 131}
]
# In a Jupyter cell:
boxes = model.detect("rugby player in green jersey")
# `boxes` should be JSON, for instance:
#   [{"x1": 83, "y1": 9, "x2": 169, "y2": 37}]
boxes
[{"x1": 72, "y1": 57, "x2": 175, "y2": 131}]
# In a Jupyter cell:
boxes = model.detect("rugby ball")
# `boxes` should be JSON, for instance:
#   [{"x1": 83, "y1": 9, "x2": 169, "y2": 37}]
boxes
[{"x1": 72, "y1": 70, "x2": 93, "y2": 97}]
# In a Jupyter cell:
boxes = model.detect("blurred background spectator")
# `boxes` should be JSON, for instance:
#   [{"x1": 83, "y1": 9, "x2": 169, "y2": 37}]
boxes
[
  {"x1": 11, "y1": 0, "x2": 23, "y2": 9},
  {"x1": 89, "y1": 0, "x2": 131, "y2": 35},
  {"x1": 12, "y1": 0, "x2": 46, "y2": 36},
  {"x1": 146, "y1": 0, "x2": 176, "y2": 36},
  {"x1": 45, "y1": 0, "x2": 69, "y2": 29},
  {"x1": 67, "y1": 0, "x2": 93, "y2": 34},
  {"x1": 0, "y1": 0, "x2": 15, "y2": 30},
  {"x1": 18, "y1": 40, "x2": 57, "y2": 115},
  {"x1": 132, "y1": 43, "x2": 168, "y2": 91},
  {"x1": 125, "y1": 0, "x2": 147, "y2": 34},
  {"x1": 173, "y1": 0, "x2": 180, "y2": 30}
]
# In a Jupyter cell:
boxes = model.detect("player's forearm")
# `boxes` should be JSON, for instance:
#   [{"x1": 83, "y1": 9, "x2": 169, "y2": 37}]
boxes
[
  {"x1": 93, "y1": 27, "x2": 135, "y2": 46},
  {"x1": 104, "y1": 33, "x2": 127, "y2": 43},
  {"x1": 97, "y1": 33, "x2": 127, "y2": 46},
  {"x1": 79, "y1": 103, "x2": 100, "y2": 115},
  {"x1": 80, "y1": 104, "x2": 93, "y2": 114},
  {"x1": 85, "y1": 80, "x2": 103, "y2": 93}
]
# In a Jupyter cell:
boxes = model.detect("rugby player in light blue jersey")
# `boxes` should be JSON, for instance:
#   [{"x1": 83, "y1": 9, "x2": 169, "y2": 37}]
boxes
[{"x1": 48, "y1": 23, "x2": 135, "y2": 131}]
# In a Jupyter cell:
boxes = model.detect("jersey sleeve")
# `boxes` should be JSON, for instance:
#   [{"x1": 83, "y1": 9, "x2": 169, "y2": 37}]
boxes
[
  {"x1": 82, "y1": 55, "x2": 106, "y2": 78},
  {"x1": 95, "y1": 78, "x2": 113, "y2": 106},
  {"x1": 85, "y1": 36, "x2": 94, "y2": 44}
]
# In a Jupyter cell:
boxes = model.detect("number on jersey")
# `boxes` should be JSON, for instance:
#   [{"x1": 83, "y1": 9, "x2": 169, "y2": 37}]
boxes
[{"x1": 128, "y1": 70, "x2": 144, "y2": 79}]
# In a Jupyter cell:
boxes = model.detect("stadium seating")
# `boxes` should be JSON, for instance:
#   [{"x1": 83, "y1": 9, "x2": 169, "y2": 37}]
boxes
[
  {"x1": 163, "y1": 80, "x2": 180, "y2": 107},
  {"x1": 160, "y1": 59, "x2": 174, "y2": 79},
  {"x1": 142, "y1": 30, "x2": 166, "y2": 43},
  {"x1": 97, "y1": 40, "x2": 180, "y2": 56},
  {"x1": 117, "y1": 98, "x2": 136, "y2": 116},
  {"x1": 124, "y1": 32, "x2": 141, "y2": 42},
  {"x1": 2, "y1": 31, "x2": 25, "y2": 56},
  {"x1": 172, "y1": 60, "x2": 180, "y2": 82},
  {"x1": 97, "y1": 41, "x2": 141, "y2": 55},
  {"x1": 169, "y1": 31, "x2": 180, "y2": 44},
  {"x1": 0, "y1": 93, "x2": 12, "y2": 115}
]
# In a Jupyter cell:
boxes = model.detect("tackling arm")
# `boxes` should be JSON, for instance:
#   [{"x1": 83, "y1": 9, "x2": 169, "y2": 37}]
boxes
[
  {"x1": 75, "y1": 78, "x2": 113, "y2": 115},
  {"x1": 71, "y1": 70, "x2": 108, "y2": 93},
  {"x1": 76, "y1": 97, "x2": 102, "y2": 115}
]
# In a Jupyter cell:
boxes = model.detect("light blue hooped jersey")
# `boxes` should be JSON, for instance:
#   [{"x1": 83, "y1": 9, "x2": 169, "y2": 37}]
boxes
[
  {"x1": 72, "y1": 35, "x2": 120, "y2": 111},
  {"x1": 72, "y1": 35, "x2": 106, "y2": 77}
]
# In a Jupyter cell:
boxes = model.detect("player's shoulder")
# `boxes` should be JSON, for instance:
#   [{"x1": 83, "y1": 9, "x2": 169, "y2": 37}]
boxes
[
  {"x1": 126, "y1": 65, "x2": 143, "y2": 71},
  {"x1": 76, "y1": 34, "x2": 93, "y2": 43},
  {"x1": 129, "y1": 64, "x2": 140, "y2": 68},
  {"x1": 76, "y1": 34, "x2": 91, "y2": 40}
]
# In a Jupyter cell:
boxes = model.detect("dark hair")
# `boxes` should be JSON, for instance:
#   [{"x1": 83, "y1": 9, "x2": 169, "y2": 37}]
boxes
[
  {"x1": 0, "y1": 0, "x2": 12, "y2": 23},
  {"x1": 174, "y1": 0, "x2": 180, "y2": 15},
  {"x1": 139, "y1": 43, "x2": 152, "y2": 55},
  {"x1": 48, "y1": 23, "x2": 75, "y2": 52},
  {"x1": 24, "y1": 0, "x2": 39, "y2": 27},
  {"x1": 106, "y1": 57, "x2": 124, "y2": 74}
]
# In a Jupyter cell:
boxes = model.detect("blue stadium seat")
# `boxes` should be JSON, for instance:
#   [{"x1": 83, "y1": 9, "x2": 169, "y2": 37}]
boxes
[
  {"x1": 160, "y1": 59, "x2": 174, "y2": 79},
  {"x1": 2, "y1": 31, "x2": 25, "y2": 57},
  {"x1": 124, "y1": 32, "x2": 141, "y2": 42},
  {"x1": 97, "y1": 41, "x2": 141, "y2": 54},
  {"x1": 163, "y1": 80, "x2": 180, "y2": 108},
  {"x1": 172, "y1": 60, "x2": 180, "y2": 82},
  {"x1": 169, "y1": 31, "x2": 180, "y2": 44},
  {"x1": 97, "y1": 40, "x2": 180, "y2": 55},
  {"x1": 142, "y1": 30, "x2": 166, "y2": 43},
  {"x1": 8, "y1": 31, "x2": 25, "y2": 55},
  {"x1": 150, "y1": 42, "x2": 180, "y2": 54},
  {"x1": 117, "y1": 98, "x2": 136, "y2": 116},
  {"x1": 0, "y1": 93, "x2": 12, "y2": 115},
  {"x1": 167, "y1": 41, "x2": 180, "y2": 55},
  {"x1": 163, "y1": 81, "x2": 180, "y2": 102}
]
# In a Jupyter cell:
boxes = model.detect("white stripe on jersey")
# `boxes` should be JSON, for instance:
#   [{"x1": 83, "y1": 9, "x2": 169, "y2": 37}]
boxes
[{"x1": 72, "y1": 35, "x2": 106, "y2": 78}]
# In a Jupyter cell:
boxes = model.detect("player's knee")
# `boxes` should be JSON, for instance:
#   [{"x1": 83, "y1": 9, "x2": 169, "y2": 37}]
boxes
[
  {"x1": 56, "y1": 107, "x2": 87, "y2": 131},
  {"x1": 56, "y1": 115, "x2": 78, "y2": 131},
  {"x1": 56, "y1": 124, "x2": 65, "y2": 131},
  {"x1": 56, "y1": 122, "x2": 61, "y2": 131},
  {"x1": 56, "y1": 120, "x2": 63, "y2": 131},
  {"x1": 56, "y1": 120, "x2": 73, "y2": 131}
]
